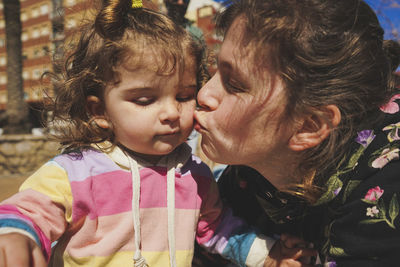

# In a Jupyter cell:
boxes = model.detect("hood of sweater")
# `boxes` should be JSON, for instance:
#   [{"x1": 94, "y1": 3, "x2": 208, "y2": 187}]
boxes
[{"x1": 93, "y1": 141, "x2": 192, "y2": 171}]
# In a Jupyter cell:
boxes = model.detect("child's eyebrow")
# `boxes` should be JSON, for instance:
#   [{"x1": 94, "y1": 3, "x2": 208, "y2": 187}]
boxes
[{"x1": 120, "y1": 87, "x2": 154, "y2": 94}]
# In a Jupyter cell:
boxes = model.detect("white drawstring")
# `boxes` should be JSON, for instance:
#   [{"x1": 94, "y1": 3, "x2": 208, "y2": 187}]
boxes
[
  {"x1": 167, "y1": 157, "x2": 176, "y2": 267},
  {"x1": 126, "y1": 154, "x2": 148, "y2": 267},
  {"x1": 125, "y1": 152, "x2": 176, "y2": 267}
]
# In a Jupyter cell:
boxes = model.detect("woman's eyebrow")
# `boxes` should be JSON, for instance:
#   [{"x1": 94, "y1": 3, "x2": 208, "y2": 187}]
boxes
[
  {"x1": 217, "y1": 57, "x2": 231, "y2": 70},
  {"x1": 218, "y1": 58, "x2": 247, "y2": 83}
]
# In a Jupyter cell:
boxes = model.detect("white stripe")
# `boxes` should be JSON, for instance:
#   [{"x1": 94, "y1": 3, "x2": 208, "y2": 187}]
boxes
[
  {"x1": 245, "y1": 235, "x2": 277, "y2": 267},
  {"x1": 0, "y1": 227, "x2": 38, "y2": 244}
]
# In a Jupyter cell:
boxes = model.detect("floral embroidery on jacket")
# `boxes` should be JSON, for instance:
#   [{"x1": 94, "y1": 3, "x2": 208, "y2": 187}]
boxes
[
  {"x1": 366, "y1": 206, "x2": 379, "y2": 217},
  {"x1": 380, "y1": 94, "x2": 400, "y2": 114},
  {"x1": 314, "y1": 130, "x2": 375, "y2": 206},
  {"x1": 361, "y1": 187, "x2": 398, "y2": 229},
  {"x1": 355, "y1": 129, "x2": 376, "y2": 147},
  {"x1": 364, "y1": 186, "x2": 384, "y2": 201},
  {"x1": 370, "y1": 147, "x2": 399, "y2": 169}
]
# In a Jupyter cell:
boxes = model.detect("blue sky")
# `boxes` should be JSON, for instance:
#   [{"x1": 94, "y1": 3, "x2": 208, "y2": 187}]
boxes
[{"x1": 365, "y1": 0, "x2": 400, "y2": 40}]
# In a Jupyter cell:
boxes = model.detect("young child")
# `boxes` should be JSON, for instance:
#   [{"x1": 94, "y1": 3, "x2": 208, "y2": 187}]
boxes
[{"x1": 0, "y1": 1, "x2": 314, "y2": 267}]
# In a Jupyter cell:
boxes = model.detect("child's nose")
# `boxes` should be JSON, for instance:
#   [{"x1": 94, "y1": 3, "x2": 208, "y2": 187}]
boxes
[{"x1": 160, "y1": 101, "x2": 180, "y2": 122}]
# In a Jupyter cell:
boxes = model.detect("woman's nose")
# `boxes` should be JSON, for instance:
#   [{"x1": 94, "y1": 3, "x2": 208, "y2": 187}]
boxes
[{"x1": 197, "y1": 74, "x2": 221, "y2": 111}]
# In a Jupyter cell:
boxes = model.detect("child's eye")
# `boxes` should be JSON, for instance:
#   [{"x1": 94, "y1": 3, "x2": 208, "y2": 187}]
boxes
[
  {"x1": 177, "y1": 93, "x2": 195, "y2": 102},
  {"x1": 132, "y1": 96, "x2": 154, "y2": 106}
]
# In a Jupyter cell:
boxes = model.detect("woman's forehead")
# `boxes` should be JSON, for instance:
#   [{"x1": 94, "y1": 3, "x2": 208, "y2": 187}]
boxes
[{"x1": 220, "y1": 18, "x2": 265, "y2": 78}]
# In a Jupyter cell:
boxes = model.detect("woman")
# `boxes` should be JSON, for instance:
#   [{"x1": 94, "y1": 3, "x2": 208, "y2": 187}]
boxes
[{"x1": 194, "y1": 0, "x2": 400, "y2": 265}]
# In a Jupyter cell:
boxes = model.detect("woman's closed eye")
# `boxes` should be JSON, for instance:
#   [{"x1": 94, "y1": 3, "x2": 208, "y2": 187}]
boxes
[{"x1": 224, "y1": 79, "x2": 247, "y2": 94}]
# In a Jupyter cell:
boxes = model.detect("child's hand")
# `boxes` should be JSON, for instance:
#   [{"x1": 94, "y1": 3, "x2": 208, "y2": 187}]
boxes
[
  {"x1": 0, "y1": 233, "x2": 46, "y2": 267},
  {"x1": 264, "y1": 233, "x2": 317, "y2": 267}
]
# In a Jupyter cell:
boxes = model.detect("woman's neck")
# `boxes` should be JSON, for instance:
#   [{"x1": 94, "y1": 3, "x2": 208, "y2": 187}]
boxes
[{"x1": 249, "y1": 153, "x2": 301, "y2": 190}]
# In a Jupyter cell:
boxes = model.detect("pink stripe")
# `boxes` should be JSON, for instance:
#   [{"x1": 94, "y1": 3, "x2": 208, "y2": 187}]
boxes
[
  {"x1": 140, "y1": 167, "x2": 210, "y2": 209},
  {"x1": 195, "y1": 181, "x2": 223, "y2": 244},
  {"x1": 0, "y1": 204, "x2": 52, "y2": 261},
  {"x1": 70, "y1": 170, "x2": 132, "y2": 221},
  {"x1": 65, "y1": 212, "x2": 134, "y2": 258},
  {"x1": 71, "y1": 168, "x2": 212, "y2": 221},
  {"x1": 141, "y1": 208, "x2": 199, "y2": 251}
]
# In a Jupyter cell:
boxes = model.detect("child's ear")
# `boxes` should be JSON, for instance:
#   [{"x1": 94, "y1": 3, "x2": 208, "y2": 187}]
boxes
[
  {"x1": 289, "y1": 105, "x2": 341, "y2": 151},
  {"x1": 86, "y1": 95, "x2": 109, "y2": 129}
]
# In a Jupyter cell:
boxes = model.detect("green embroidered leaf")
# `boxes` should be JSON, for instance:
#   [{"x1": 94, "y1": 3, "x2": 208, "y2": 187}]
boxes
[
  {"x1": 346, "y1": 146, "x2": 366, "y2": 169},
  {"x1": 370, "y1": 144, "x2": 391, "y2": 157},
  {"x1": 386, "y1": 219, "x2": 396, "y2": 229},
  {"x1": 329, "y1": 246, "x2": 347, "y2": 256},
  {"x1": 360, "y1": 218, "x2": 386, "y2": 224},
  {"x1": 314, "y1": 174, "x2": 343, "y2": 206},
  {"x1": 389, "y1": 193, "x2": 399, "y2": 224},
  {"x1": 377, "y1": 198, "x2": 386, "y2": 218},
  {"x1": 343, "y1": 180, "x2": 361, "y2": 203},
  {"x1": 361, "y1": 199, "x2": 378, "y2": 205}
]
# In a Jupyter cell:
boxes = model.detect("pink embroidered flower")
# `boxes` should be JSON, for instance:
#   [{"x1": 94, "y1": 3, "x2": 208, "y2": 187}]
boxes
[
  {"x1": 364, "y1": 186, "x2": 384, "y2": 202},
  {"x1": 371, "y1": 148, "x2": 400, "y2": 169},
  {"x1": 380, "y1": 94, "x2": 400, "y2": 114},
  {"x1": 366, "y1": 206, "x2": 379, "y2": 217}
]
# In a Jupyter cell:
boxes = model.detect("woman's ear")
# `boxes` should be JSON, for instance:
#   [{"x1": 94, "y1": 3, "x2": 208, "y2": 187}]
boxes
[
  {"x1": 289, "y1": 105, "x2": 341, "y2": 151},
  {"x1": 86, "y1": 95, "x2": 110, "y2": 129}
]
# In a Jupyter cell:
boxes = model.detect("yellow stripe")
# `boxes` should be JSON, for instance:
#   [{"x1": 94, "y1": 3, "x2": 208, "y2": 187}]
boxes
[
  {"x1": 20, "y1": 162, "x2": 73, "y2": 223},
  {"x1": 61, "y1": 250, "x2": 194, "y2": 267}
]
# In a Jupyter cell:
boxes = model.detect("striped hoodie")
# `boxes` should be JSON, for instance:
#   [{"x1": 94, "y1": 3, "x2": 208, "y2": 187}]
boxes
[{"x1": 0, "y1": 143, "x2": 274, "y2": 266}]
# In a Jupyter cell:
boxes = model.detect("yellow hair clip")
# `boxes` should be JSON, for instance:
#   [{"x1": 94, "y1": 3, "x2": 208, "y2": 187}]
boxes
[{"x1": 132, "y1": 0, "x2": 142, "y2": 8}]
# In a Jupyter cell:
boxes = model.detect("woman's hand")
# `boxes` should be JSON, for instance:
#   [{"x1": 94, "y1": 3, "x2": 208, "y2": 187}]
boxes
[
  {"x1": 264, "y1": 233, "x2": 317, "y2": 267},
  {"x1": 0, "y1": 233, "x2": 46, "y2": 267}
]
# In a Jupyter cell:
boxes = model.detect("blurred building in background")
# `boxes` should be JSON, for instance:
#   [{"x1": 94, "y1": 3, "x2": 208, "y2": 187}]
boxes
[
  {"x1": 0, "y1": 0, "x2": 220, "y2": 128},
  {"x1": 0, "y1": 0, "x2": 98, "y2": 127},
  {"x1": 195, "y1": 4, "x2": 221, "y2": 74}
]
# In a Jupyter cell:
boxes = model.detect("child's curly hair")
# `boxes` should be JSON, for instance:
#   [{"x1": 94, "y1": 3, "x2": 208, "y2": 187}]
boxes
[{"x1": 46, "y1": 0, "x2": 209, "y2": 151}]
